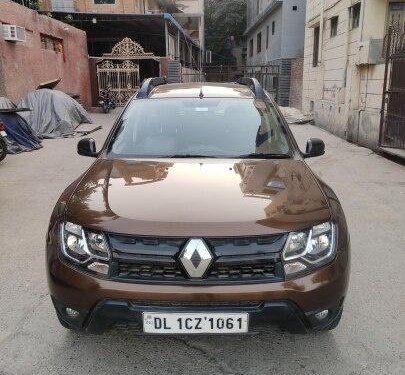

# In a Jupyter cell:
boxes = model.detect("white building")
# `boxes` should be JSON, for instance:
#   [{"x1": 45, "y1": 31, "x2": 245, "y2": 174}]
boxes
[
  {"x1": 173, "y1": 0, "x2": 205, "y2": 50},
  {"x1": 245, "y1": 0, "x2": 307, "y2": 106},
  {"x1": 302, "y1": 0, "x2": 405, "y2": 155}
]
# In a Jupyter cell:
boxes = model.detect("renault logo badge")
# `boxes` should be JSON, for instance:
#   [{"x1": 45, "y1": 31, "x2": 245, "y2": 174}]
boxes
[{"x1": 180, "y1": 239, "x2": 213, "y2": 278}]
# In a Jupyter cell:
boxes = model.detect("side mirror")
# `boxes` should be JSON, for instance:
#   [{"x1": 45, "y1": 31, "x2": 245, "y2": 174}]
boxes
[
  {"x1": 305, "y1": 138, "x2": 325, "y2": 158},
  {"x1": 77, "y1": 138, "x2": 97, "y2": 157}
]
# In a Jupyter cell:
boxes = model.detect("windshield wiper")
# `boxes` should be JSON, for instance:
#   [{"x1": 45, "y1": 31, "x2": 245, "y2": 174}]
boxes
[
  {"x1": 165, "y1": 154, "x2": 219, "y2": 158},
  {"x1": 159, "y1": 153, "x2": 291, "y2": 159},
  {"x1": 236, "y1": 153, "x2": 291, "y2": 159}
]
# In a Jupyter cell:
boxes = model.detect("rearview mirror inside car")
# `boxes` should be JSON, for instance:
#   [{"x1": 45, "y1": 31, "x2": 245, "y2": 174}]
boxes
[
  {"x1": 305, "y1": 138, "x2": 325, "y2": 158},
  {"x1": 77, "y1": 138, "x2": 97, "y2": 157}
]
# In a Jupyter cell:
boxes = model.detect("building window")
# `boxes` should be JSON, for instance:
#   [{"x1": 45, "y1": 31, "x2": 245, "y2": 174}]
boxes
[
  {"x1": 94, "y1": 0, "x2": 115, "y2": 4},
  {"x1": 249, "y1": 38, "x2": 254, "y2": 57},
  {"x1": 257, "y1": 32, "x2": 262, "y2": 54},
  {"x1": 330, "y1": 16, "x2": 338, "y2": 37},
  {"x1": 313, "y1": 26, "x2": 320, "y2": 67},
  {"x1": 266, "y1": 25, "x2": 270, "y2": 49},
  {"x1": 350, "y1": 3, "x2": 361, "y2": 29},
  {"x1": 388, "y1": 3, "x2": 405, "y2": 27},
  {"x1": 272, "y1": 21, "x2": 275, "y2": 35},
  {"x1": 40, "y1": 34, "x2": 63, "y2": 53},
  {"x1": 292, "y1": 6, "x2": 297, "y2": 11}
]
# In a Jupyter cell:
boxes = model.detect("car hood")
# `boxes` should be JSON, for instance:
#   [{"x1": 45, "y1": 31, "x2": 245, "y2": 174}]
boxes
[{"x1": 65, "y1": 158, "x2": 330, "y2": 237}]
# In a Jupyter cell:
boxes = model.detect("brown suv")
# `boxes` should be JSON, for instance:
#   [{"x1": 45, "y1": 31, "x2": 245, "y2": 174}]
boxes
[{"x1": 46, "y1": 78, "x2": 350, "y2": 334}]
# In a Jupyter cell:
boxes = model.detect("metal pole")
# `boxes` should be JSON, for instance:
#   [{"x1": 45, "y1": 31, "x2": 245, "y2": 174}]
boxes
[
  {"x1": 164, "y1": 20, "x2": 169, "y2": 57},
  {"x1": 177, "y1": 30, "x2": 180, "y2": 61},
  {"x1": 379, "y1": 26, "x2": 392, "y2": 148}
]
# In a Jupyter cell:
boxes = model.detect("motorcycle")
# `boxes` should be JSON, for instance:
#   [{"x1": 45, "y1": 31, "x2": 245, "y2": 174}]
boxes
[
  {"x1": 0, "y1": 121, "x2": 7, "y2": 162},
  {"x1": 99, "y1": 88, "x2": 116, "y2": 114}
]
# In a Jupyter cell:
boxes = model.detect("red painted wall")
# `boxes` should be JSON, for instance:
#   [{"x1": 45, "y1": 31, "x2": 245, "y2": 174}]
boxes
[{"x1": 0, "y1": 1, "x2": 91, "y2": 107}]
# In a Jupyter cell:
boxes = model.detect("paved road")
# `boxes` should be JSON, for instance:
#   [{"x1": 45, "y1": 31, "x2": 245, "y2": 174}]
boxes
[{"x1": 0, "y1": 110, "x2": 404, "y2": 375}]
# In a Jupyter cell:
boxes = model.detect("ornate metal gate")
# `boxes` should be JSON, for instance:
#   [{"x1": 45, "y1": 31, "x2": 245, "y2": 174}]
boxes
[
  {"x1": 380, "y1": 21, "x2": 405, "y2": 150},
  {"x1": 96, "y1": 38, "x2": 157, "y2": 106},
  {"x1": 97, "y1": 60, "x2": 140, "y2": 106}
]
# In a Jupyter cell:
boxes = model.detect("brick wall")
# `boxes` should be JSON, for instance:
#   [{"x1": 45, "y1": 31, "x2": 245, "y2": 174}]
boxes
[
  {"x1": 0, "y1": 1, "x2": 91, "y2": 107},
  {"x1": 289, "y1": 57, "x2": 303, "y2": 110}
]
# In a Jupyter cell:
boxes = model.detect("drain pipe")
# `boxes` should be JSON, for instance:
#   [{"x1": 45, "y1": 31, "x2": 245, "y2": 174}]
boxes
[
  {"x1": 356, "y1": 0, "x2": 367, "y2": 143},
  {"x1": 320, "y1": 2, "x2": 325, "y2": 100}
]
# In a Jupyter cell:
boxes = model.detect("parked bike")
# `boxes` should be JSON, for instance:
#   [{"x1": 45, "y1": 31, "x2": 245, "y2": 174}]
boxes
[
  {"x1": 99, "y1": 88, "x2": 116, "y2": 114},
  {"x1": 0, "y1": 121, "x2": 7, "y2": 162}
]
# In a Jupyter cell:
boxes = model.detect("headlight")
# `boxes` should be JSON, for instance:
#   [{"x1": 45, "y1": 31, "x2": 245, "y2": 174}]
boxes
[
  {"x1": 61, "y1": 222, "x2": 110, "y2": 276},
  {"x1": 283, "y1": 222, "x2": 336, "y2": 278}
]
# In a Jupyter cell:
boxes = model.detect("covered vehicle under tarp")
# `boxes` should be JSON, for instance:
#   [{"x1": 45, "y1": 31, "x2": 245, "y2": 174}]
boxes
[
  {"x1": 0, "y1": 97, "x2": 17, "y2": 110},
  {"x1": 0, "y1": 97, "x2": 42, "y2": 154},
  {"x1": 19, "y1": 89, "x2": 93, "y2": 138}
]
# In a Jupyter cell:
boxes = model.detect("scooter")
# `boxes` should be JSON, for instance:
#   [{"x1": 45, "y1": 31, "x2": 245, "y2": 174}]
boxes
[
  {"x1": 99, "y1": 88, "x2": 116, "y2": 114},
  {"x1": 0, "y1": 121, "x2": 7, "y2": 162}
]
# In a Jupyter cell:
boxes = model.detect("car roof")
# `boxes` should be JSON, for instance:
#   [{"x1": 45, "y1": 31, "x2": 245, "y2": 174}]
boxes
[{"x1": 148, "y1": 82, "x2": 256, "y2": 99}]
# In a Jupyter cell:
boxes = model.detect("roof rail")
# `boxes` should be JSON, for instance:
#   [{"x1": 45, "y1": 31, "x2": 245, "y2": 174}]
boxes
[
  {"x1": 136, "y1": 77, "x2": 167, "y2": 99},
  {"x1": 237, "y1": 77, "x2": 268, "y2": 100}
]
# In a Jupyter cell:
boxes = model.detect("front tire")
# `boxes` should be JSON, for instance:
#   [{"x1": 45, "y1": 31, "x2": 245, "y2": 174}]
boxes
[{"x1": 102, "y1": 103, "x2": 110, "y2": 114}]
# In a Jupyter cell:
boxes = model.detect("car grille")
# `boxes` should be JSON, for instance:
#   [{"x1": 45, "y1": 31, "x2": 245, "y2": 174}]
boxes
[{"x1": 108, "y1": 234, "x2": 287, "y2": 284}]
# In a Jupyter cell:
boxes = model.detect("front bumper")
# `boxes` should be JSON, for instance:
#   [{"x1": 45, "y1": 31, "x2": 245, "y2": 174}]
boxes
[
  {"x1": 47, "y1": 247, "x2": 349, "y2": 333},
  {"x1": 52, "y1": 298, "x2": 344, "y2": 334}
]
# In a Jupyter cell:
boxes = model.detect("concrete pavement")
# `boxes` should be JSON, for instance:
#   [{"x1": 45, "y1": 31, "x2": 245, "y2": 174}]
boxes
[{"x1": 0, "y1": 110, "x2": 404, "y2": 375}]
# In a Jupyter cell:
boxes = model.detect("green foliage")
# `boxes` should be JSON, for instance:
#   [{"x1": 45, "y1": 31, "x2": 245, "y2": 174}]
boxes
[{"x1": 205, "y1": 0, "x2": 247, "y2": 64}]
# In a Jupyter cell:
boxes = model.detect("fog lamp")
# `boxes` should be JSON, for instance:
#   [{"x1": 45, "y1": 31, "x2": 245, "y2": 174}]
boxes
[
  {"x1": 65, "y1": 307, "x2": 80, "y2": 319},
  {"x1": 315, "y1": 309, "x2": 329, "y2": 320}
]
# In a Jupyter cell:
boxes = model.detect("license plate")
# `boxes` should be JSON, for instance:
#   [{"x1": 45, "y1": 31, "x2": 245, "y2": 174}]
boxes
[
  {"x1": 0, "y1": 131, "x2": 6, "y2": 137},
  {"x1": 143, "y1": 312, "x2": 249, "y2": 334}
]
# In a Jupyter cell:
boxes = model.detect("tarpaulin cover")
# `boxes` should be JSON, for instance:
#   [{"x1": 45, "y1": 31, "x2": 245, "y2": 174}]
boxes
[
  {"x1": 0, "y1": 97, "x2": 17, "y2": 110},
  {"x1": 19, "y1": 89, "x2": 92, "y2": 138},
  {"x1": 0, "y1": 113, "x2": 42, "y2": 154}
]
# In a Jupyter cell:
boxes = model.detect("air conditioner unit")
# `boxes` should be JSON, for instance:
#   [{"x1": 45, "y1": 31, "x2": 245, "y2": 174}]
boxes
[
  {"x1": 2, "y1": 25, "x2": 26, "y2": 42},
  {"x1": 356, "y1": 39, "x2": 384, "y2": 66}
]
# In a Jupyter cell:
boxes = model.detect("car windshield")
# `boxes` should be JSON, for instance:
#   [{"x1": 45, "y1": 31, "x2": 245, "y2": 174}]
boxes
[{"x1": 109, "y1": 98, "x2": 291, "y2": 158}]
